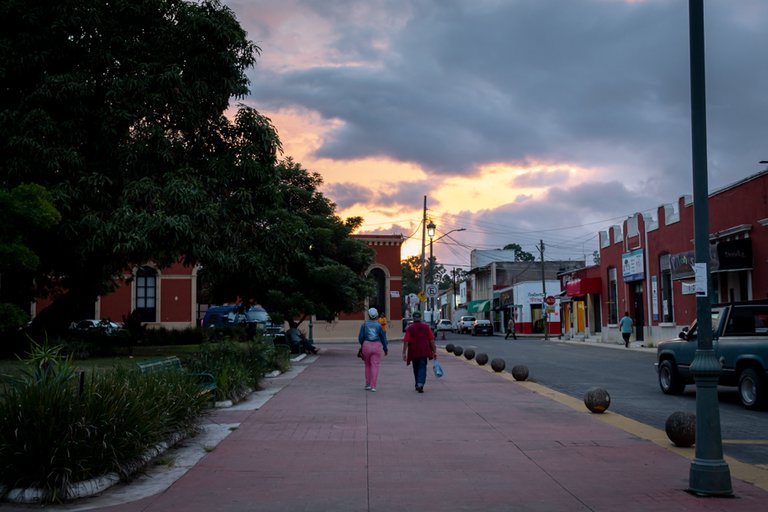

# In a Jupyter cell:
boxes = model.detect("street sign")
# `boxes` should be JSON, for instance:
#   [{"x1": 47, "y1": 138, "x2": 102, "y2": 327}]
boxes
[
  {"x1": 417, "y1": 291, "x2": 427, "y2": 302},
  {"x1": 545, "y1": 295, "x2": 556, "y2": 306},
  {"x1": 426, "y1": 284, "x2": 438, "y2": 298}
]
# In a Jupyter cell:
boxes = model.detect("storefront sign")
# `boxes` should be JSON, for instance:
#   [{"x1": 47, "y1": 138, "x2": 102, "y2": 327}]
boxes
[
  {"x1": 651, "y1": 276, "x2": 659, "y2": 321},
  {"x1": 622, "y1": 249, "x2": 645, "y2": 282},
  {"x1": 670, "y1": 251, "x2": 695, "y2": 280},
  {"x1": 715, "y1": 238, "x2": 752, "y2": 272}
]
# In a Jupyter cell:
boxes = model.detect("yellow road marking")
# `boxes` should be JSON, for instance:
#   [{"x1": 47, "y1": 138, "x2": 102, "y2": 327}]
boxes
[{"x1": 453, "y1": 351, "x2": 768, "y2": 492}]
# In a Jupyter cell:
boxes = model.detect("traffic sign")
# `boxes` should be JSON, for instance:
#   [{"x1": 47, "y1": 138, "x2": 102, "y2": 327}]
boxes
[
  {"x1": 545, "y1": 295, "x2": 556, "y2": 306},
  {"x1": 417, "y1": 291, "x2": 427, "y2": 302},
  {"x1": 426, "y1": 284, "x2": 438, "y2": 298}
]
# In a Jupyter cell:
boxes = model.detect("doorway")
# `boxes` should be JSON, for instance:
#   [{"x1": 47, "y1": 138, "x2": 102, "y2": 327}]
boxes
[{"x1": 632, "y1": 284, "x2": 644, "y2": 342}]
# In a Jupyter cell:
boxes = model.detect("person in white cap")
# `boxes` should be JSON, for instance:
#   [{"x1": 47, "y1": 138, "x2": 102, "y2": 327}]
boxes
[{"x1": 358, "y1": 307, "x2": 388, "y2": 392}]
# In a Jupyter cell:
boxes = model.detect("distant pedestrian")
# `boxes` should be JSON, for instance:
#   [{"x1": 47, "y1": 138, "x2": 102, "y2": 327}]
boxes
[
  {"x1": 358, "y1": 307, "x2": 388, "y2": 392},
  {"x1": 505, "y1": 316, "x2": 517, "y2": 340},
  {"x1": 378, "y1": 313, "x2": 388, "y2": 332},
  {"x1": 402, "y1": 311, "x2": 436, "y2": 393},
  {"x1": 619, "y1": 311, "x2": 634, "y2": 348}
]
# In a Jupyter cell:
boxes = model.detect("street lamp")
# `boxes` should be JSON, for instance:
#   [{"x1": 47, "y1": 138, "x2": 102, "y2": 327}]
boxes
[
  {"x1": 687, "y1": 0, "x2": 731, "y2": 496},
  {"x1": 427, "y1": 221, "x2": 436, "y2": 325}
]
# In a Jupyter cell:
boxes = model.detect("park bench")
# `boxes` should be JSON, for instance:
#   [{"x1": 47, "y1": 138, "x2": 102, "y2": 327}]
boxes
[{"x1": 136, "y1": 356, "x2": 217, "y2": 406}]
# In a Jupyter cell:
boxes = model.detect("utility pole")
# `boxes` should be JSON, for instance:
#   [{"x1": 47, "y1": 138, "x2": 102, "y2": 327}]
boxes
[
  {"x1": 539, "y1": 239, "x2": 548, "y2": 341},
  {"x1": 419, "y1": 196, "x2": 427, "y2": 315},
  {"x1": 687, "y1": 0, "x2": 731, "y2": 496}
]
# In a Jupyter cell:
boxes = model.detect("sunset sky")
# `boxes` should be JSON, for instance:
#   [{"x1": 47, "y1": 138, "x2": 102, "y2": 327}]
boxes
[{"x1": 228, "y1": 0, "x2": 768, "y2": 268}]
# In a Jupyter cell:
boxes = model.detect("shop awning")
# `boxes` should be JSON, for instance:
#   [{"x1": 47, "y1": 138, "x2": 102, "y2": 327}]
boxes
[
  {"x1": 565, "y1": 277, "x2": 602, "y2": 297},
  {"x1": 467, "y1": 300, "x2": 491, "y2": 313}
]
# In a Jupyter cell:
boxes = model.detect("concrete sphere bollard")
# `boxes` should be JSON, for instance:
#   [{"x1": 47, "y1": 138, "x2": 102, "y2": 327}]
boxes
[
  {"x1": 583, "y1": 387, "x2": 611, "y2": 413},
  {"x1": 490, "y1": 358, "x2": 506, "y2": 372},
  {"x1": 511, "y1": 365, "x2": 529, "y2": 381},
  {"x1": 464, "y1": 348, "x2": 476, "y2": 360},
  {"x1": 445, "y1": 343, "x2": 455, "y2": 353},
  {"x1": 476, "y1": 353, "x2": 489, "y2": 366},
  {"x1": 453, "y1": 345, "x2": 464, "y2": 356},
  {"x1": 665, "y1": 411, "x2": 696, "y2": 447}
]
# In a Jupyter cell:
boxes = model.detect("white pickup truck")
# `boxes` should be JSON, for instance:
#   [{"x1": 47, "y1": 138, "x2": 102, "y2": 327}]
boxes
[{"x1": 456, "y1": 316, "x2": 476, "y2": 334}]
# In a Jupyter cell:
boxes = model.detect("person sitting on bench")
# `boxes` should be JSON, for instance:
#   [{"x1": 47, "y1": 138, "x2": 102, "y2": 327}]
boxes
[{"x1": 286, "y1": 321, "x2": 318, "y2": 354}]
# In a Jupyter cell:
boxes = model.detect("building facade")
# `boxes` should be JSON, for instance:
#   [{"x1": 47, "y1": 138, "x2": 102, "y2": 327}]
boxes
[
  {"x1": 597, "y1": 170, "x2": 768, "y2": 345},
  {"x1": 33, "y1": 234, "x2": 403, "y2": 340}
]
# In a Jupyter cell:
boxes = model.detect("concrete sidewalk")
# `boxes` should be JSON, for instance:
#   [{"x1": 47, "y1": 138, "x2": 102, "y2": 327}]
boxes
[{"x1": 21, "y1": 342, "x2": 768, "y2": 512}]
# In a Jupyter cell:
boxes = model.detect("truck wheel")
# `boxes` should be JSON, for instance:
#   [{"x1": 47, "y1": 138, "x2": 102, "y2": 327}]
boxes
[
  {"x1": 658, "y1": 360, "x2": 685, "y2": 395},
  {"x1": 738, "y1": 368, "x2": 767, "y2": 410}
]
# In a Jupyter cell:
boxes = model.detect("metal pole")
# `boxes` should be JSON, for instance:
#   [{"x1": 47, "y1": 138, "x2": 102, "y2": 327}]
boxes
[
  {"x1": 687, "y1": 0, "x2": 732, "y2": 496},
  {"x1": 419, "y1": 196, "x2": 427, "y2": 315},
  {"x1": 429, "y1": 236, "x2": 434, "y2": 326},
  {"x1": 540, "y1": 240, "x2": 548, "y2": 340}
]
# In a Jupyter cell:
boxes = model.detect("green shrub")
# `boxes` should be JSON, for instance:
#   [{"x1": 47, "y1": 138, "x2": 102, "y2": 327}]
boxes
[
  {"x1": 143, "y1": 326, "x2": 207, "y2": 346},
  {"x1": 0, "y1": 343, "x2": 208, "y2": 503},
  {"x1": 184, "y1": 338, "x2": 286, "y2": 401}
]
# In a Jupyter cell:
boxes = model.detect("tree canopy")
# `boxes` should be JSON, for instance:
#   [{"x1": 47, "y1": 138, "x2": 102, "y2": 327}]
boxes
[
  {"x1": 0, "y1": 184, "x2": 61, "y2": 331},
  {"x1": 0, "y1": 0, "x2": 373, "y2": 333},
  {"x1": 502, "y1": 243, "x2": 536, "y2": 262}
]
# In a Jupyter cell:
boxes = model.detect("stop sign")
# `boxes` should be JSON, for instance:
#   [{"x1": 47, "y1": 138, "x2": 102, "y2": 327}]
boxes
[{"x1": 545, "y1": 295, "x2": 556, "y2": 306}]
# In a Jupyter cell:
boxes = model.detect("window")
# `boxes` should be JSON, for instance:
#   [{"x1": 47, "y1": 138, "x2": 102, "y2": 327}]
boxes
[
  {"x1": 607, "y1": 267, "x2": 618, "y2": 324},
  {"x1": 136, "y1": 266, "x2": 157, "y2": 322}
]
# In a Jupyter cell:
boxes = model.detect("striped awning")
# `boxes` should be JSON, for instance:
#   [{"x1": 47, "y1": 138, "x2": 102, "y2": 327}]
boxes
[{"x1": 467, "y1": 300, "x2": 490, "y2": 313}]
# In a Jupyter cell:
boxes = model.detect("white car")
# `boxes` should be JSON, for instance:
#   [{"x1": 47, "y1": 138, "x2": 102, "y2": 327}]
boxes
[
  {"x1": 435, "y1": 319, "x2": 453, "y2": 332},
  {"x1": 71, "y1": 319, "x2": 123, "y2": 335}
]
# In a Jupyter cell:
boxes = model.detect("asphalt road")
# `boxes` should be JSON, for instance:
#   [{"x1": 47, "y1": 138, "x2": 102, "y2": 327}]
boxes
[{"x1": 437, "y1": 332, "x2": 768, "y2": 466}]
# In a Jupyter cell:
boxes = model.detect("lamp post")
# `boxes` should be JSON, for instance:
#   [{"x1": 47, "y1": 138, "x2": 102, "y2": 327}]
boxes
[
  {"x1": 428, "y1": 227, "x2": 465, "y2": 324},
  {"x1": 427, "y1": 221, "x2": 436, "y2": 326},
  {"x1": 687, "y1": 0, "x2": 731, "y2": 496}
]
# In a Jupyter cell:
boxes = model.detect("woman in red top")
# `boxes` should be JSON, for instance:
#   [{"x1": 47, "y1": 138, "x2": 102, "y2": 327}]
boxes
[{"x1": 402, "y1": 311, "x2": 437, "y2": 393}]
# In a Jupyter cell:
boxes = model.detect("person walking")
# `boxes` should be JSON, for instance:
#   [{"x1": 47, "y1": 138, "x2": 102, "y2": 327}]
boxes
[
  {"x1": 505, "y1": 316, "x2": 517, "y2": 340},
  {"x1": 402, "y1": 311, "x2": 436, "y2": 393},
  {"x1": 358, "y1": 307, "x2": 388, "y2": 392},
  {"x1": 377, "y1": 313, "x2": 388, "y2": 333},
  {"x1": 619, "y1": 311, "x2": 634, "y2": 348}
]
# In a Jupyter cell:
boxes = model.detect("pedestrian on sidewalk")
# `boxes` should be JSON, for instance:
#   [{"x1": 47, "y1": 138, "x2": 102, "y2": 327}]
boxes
[
  {"x1": 378, "y1": 313, "x2": 388, "y2": 332},
  {"x1": 619, "y1": 311, "x2": 634, "y2": 347},
  {"x1": 505, "y1": 316, "x2": 517, "y2": 340},
  {"x1": 402, "y1": 311, "x2": 436, "y2": 393},
  {"x1": 358, "y1": 307, "x2": 388, "y2": 392}
]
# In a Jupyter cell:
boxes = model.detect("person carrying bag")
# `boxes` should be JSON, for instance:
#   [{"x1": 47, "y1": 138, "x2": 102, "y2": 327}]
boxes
[{"x1": 401, "y1": 311, "x2": 437, "y2": 393}]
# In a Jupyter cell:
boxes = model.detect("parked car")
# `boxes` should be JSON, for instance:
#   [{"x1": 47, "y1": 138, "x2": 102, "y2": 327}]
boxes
[
  {"x1": 656, "y1": 300, "x2": 768, "y2": 409},
  {"x1": 434, "y1": 319, "x2": 453, "y2": 333},
  {"x1": 71, "y1": 319, "x2": 123, "y2": 335},
  {"x1": 202, "y1": 304, "x2": 282, "y2": 336},
  {"x1": 457, "y1": 316, "x2": 476, "y2": 334},
  {"x1": 471, "y1": 319, "x2": 493, "y2": 336}
]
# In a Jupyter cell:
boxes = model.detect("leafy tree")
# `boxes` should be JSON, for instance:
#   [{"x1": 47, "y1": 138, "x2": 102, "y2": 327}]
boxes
[
  {"x1": 1, "y1": 1, "x2": 374, "y2": 335},
  {"x1": 0, "y1": 184, "x2": 61, "y2": 332},
  {"x1": 502, "y1": 243, "x2": 536, "y2": 262},
  {"x1": 0, "y1": 0, "x2": 258, "y2": 332},
  {"x1": 199, "y1": 156, "x2": 375, "y2": 325}
]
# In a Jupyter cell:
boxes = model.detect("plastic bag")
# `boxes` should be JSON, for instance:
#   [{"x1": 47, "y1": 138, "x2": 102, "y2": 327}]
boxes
[{"x1": 433, "y1": 359, "x2": 444, "y2": 378}]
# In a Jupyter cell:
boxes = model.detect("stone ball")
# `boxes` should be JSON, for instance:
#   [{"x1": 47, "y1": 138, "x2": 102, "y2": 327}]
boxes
[
  {"x1": 584, "y1": 387, "x2": 611, "y2": 413},
  {"x1": 453, "y1": 345, "x2": 464, "y2": 356},
  {"x1": 445, "y1": 343, "x2": 455, "y2": 353},
  {"x1": 511, "y1": 365, "x2": 529, "y2": 381},
  {"x1": 665, "y1": 411, "x2": 696, "y2": 447},
  {"x1": 491, "y1": 358, "x2": 506, "y2": 372},
  {"x1": 475, "y1": 353, "x2": 489, "y2": 366},
  {"x1": 464, "y1": 348, "x2": 476, "y2": 360}
]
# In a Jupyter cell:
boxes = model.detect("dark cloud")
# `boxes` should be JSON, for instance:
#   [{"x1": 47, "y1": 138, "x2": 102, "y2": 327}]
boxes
[{"x1": 240, "y1": 0, "x2": 768, "y2": 259}]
